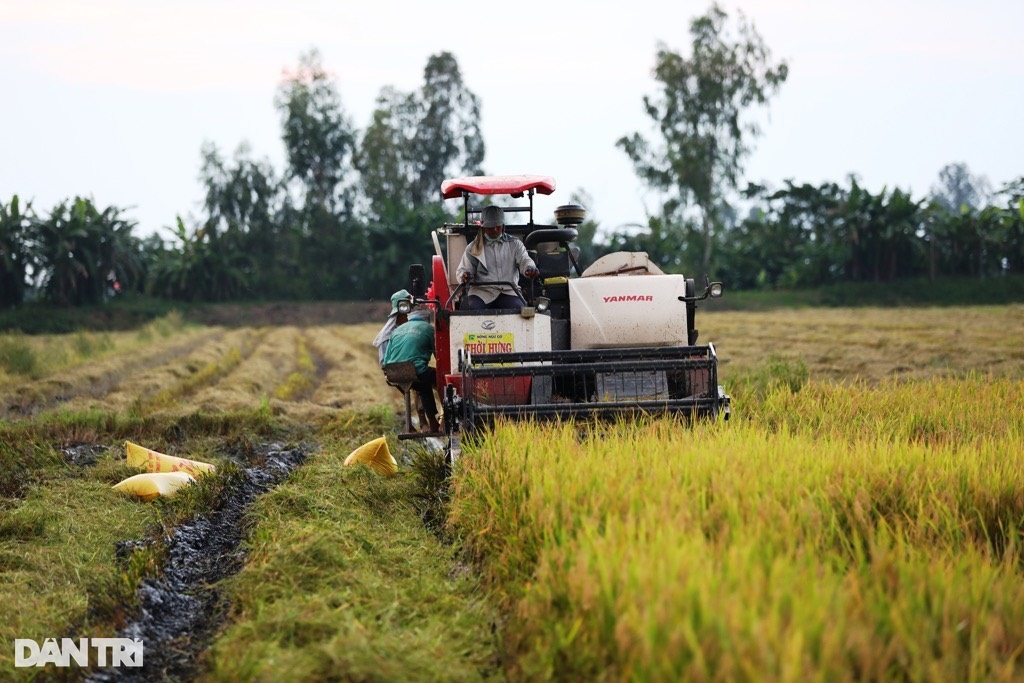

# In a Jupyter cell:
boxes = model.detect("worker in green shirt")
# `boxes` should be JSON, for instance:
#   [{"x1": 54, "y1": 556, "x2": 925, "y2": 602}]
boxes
[{"x1": 382, "y1": 308, "x2": 441, "y2": 433}]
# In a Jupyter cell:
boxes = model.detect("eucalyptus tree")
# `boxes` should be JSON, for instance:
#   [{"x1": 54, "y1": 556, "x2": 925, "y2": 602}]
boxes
[
  {"x1": 275, "y1": 48, "x2": 358, "y2": 214},
  {"x1": 356, "y1": 86, "x2": 418, "y2": 216},
  {"x1": 275, "y1": 49, "x2": 363, "y2": 298},
  {"x1": 356, "y1": 52, "x2": 485, "y2": 213},
  {"x1": 930, "y1": 162, "x2": 991, "y2": 214},
  {"x1": 354, "y1": 52, "x2": 485, "y2": 297},
  {"x1": 408, "y1": 51, "x2": 485, "y2": 206},
  {"x1": 198, "y1": 142, "x2": 289, "y2": 298},
  {"x1": 618, "y1": 3, "x2": 788, "y2": 272},
  {"x1": 354, "y1": 87, "x2": 435, "y2": 296}
]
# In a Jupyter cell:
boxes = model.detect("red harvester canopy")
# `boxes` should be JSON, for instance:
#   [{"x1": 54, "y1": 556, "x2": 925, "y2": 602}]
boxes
[{"x1": 441, "y1": 175, "x2": 555, "y2": 200}]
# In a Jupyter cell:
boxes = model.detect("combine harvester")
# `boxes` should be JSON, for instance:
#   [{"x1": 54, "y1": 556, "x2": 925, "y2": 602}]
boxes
[{"x1": 393, "y1": 175, "x2": 730, "y2": 461}]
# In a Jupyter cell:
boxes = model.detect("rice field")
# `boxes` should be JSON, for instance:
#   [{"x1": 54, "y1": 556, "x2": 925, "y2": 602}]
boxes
[
  {"x1": 450, "y1": 381, "x2": 1024, "y2": 681},
  {"x1": 0, "y1": 313, "x2": 406, "y2": 423},
  {"x1": 1, "y1": 302, "x2": 1022, "y2": 681}
]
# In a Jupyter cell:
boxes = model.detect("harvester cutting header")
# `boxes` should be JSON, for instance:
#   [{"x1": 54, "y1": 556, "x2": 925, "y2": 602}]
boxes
[{"x1": 393, "y1": 174, "x2": 730, "y2": 455}]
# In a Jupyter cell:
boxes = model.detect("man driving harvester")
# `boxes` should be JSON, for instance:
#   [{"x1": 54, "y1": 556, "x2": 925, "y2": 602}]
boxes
[{"x1": 456, "y1": 205, "x2": 540, "y2": 311}]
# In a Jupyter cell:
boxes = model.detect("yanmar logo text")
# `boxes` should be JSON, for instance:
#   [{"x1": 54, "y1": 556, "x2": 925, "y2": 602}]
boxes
[{"x1": 603, "y1": 295, "x2": 653, "y2": 302}]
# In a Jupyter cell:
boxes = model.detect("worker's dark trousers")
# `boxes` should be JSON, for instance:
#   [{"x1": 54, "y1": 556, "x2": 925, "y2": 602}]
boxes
[{"x1": 413, "y1": 367, "x2": 439, "y2": 422}]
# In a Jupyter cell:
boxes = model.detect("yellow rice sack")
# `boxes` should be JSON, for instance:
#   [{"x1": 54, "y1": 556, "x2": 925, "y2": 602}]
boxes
[
  {"x1": 113, "y1": 472, "x2": 197, "y2": 502},
  {"x1": 125, "y1": 440, "x2": 215, "y2": 477}
]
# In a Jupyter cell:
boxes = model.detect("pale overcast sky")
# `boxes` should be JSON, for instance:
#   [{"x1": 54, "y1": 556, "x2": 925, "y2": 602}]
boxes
[{"x1": 2, "y1": 0, "x2": 1022, "y2": 242}]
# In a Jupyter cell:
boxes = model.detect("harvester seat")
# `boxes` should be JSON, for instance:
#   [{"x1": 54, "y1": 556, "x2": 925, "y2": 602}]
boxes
[
  {"x1": 528, "y1": 245, "x2": 580, "y2": 279},
  {"x1": 382, "y1": 361, "x2": 421, "y2": 434},
  {"x1": 523, "y1": 228, "x2": 581, "y2": 279}
]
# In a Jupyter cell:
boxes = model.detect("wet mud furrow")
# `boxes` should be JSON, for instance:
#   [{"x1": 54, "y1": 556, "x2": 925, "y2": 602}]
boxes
[{"x1": 86, "y1": 443, "x2": 309, "y2": 683}]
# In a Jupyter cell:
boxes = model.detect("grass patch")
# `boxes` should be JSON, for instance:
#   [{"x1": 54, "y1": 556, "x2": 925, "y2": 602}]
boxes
[
  {"x1": 199, "y1": 419, "x2": 500, "y2": 682},
  {"x1": 0, "y1": 433, "x2": 63, "y2": 499},
  {"x1": 728, "y1": 353, "x2": 809, "y2": 401},
  {"x1": 71, "y1": 330, "x2": 115, "y2": 358},
  {"x1": 0, "y1": 331, "x2": 37, "y2": 376},
  {"x1": 0, "y1": 459, "x2": 171, "y2": 673},
  {"x1": 0, "y1": 405, "x2": 305, "y2": 677}
]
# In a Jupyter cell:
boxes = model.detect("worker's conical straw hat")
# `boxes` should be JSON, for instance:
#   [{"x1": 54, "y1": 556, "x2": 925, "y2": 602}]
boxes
[{"x1": 343, "y1": 436, "x2": 397, "y2": 477}]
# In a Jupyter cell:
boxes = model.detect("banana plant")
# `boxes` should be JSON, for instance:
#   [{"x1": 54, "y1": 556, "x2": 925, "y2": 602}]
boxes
[
  {"x1": 35, "y1": 197, "x2": 142, "y2": 306},
  {"x1": 0, "y1": 195, "x2": 39, "y2": 308}
]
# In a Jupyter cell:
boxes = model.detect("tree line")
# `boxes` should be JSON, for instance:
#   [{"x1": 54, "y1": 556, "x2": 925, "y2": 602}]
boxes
[
  {"x1": 2, "y1": 4, "x2": 1021, "y2": 309},
  {"x1": 602, "y1": 170, "x2": 1024, "y2": 291}
]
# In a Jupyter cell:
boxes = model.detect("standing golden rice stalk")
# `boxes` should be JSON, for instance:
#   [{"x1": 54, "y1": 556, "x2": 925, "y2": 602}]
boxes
[{"x1": 449, "y1": 376, "x2": 1024, "y2": 681}]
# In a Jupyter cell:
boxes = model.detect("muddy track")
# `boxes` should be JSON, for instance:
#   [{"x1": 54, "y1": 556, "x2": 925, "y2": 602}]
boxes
[{"x1": 84, "y1": 443, "x2": 310, "y2": 683}]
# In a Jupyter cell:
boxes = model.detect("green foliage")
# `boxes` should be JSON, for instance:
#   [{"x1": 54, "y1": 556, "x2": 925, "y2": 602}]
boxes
[
  {"x1": 134, "y1": 49, "x2": 485, "y2": 303},
  {"x1": 275, "y1": 48, "x2": 358, "y2": 213},
  {"x1": 408, "y1": 51, "x2": 485, "y2": 204},
  {"x1": 35, "y1": 196, "x2": 143, "y2": 307},
  {"x1": 6, "y1": 34, "x2": 1022, "y2": 310},
  {"x1": 3, "y1": 194, "x2": 145, "y2": 309},
  {"x1": 0, "y1": 195, "x2": 38, "y2": 308},
  {"x1": 71, "y1": 331, "x2": 114, "y2": 358},
  {"x1": 353, "y1": 51, "x2": 483, "y2": 296},
  {"x1": 0, "y1": 434, "x2": 63, "y2": 499},
  {"x1": 705, "y1": 175, "x2": 1024, "y2": 290}
]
